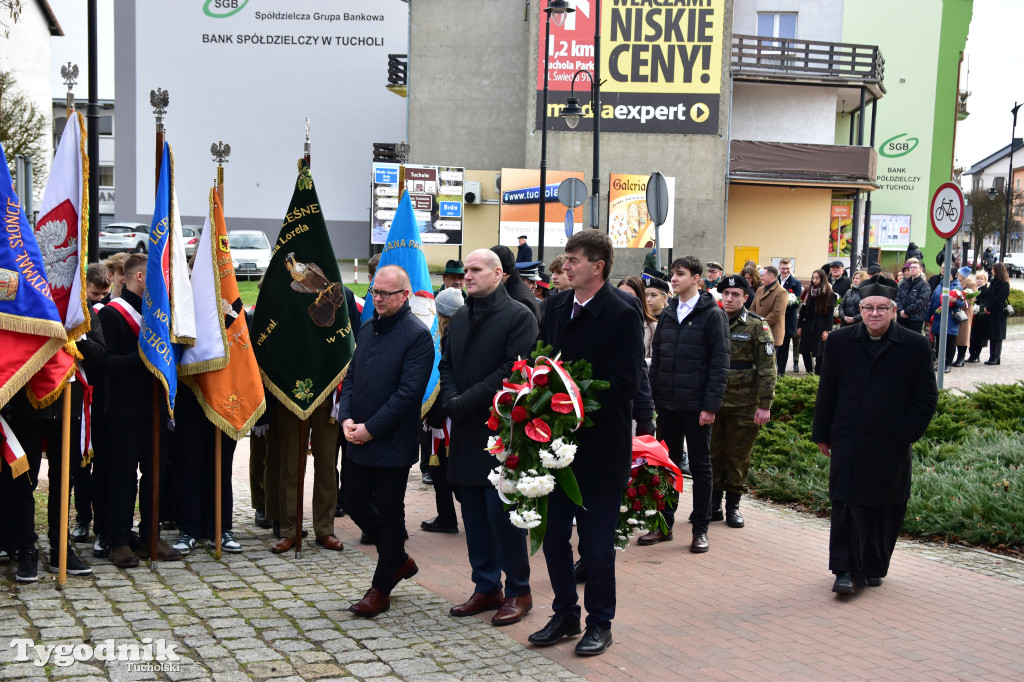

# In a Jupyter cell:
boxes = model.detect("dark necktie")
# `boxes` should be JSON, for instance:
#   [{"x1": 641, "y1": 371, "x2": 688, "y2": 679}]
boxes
[{"x1": 572, "y1": 302, "x2": 583, "y2": 319}]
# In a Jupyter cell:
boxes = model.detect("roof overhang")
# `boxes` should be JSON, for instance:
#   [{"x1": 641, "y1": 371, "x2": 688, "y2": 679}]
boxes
[{"x1": 729, "y1": 140, "x2": 878, "y2": 192}]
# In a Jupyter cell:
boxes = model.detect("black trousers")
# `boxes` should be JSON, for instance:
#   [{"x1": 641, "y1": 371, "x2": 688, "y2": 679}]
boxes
[
  {"x1": 829, "y1": 500, "x2": 907, "y2": 585},
  {"x1": 776, "y1": 334, "x2": 798, "y2": 374},
  {"x1": 898, "y1": 317, "x2": 924, "y2": 335},
  {"x1": 0, "y1": 456, "x2": 38, "y2": 551},
  {"x1": 430, "y1": 444, "x2": 458, "y2": 527},
  {"x1": 989, "y1": 337, "x2": 1003, "y2": 361},
  {"x1": 10, "y1": 416, "x2": 81, "y2": 547},
  {"x1": 657, "y1": 409, "x2": 713, "y2": 534},
  {"x1": 344, "y1": 460, "x2": 411, "y2": 593},
  {"x1": 543, "y1": 487, "x2": 621, "y2": 630},
  {"x1": 107, "y1": 417, "x2": 168, "y2": 549},
  {"x1": 172, "y1": 390, "x2": 237, "y2": 539}
]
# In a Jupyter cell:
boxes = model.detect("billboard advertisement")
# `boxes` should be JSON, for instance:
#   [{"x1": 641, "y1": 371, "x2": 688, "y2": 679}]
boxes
[
  {"x1": 498, "y1": 168, "x2": 585, "y2": 248},
  {"x1": 829, "y1": 201, "x2": 854, "y2": 258},
  {"x1": 371, "y1": 163, "x2": 464, "y2": 245},
  {"x1": 608, "y1": 173, "x2": 674, "y2": 249},
  {"x1": 869, "y1": 214, "x2": 911, "y2": 250},
  {"x1": 536, "y1": 1, "x2": 723, "y2": 134},
  {"x1": 123, "y1": 2, "x2": 408, "y2": 237}
]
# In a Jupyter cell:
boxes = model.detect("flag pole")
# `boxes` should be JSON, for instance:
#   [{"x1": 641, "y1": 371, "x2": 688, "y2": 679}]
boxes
[
  {"x1": 295, "y1": 419, "x2": 308, "y2": 559},
  {"x1": 150, "y1": 88, "x2": 168, "y2": 569},
  {"x1": 57, "y1": 385, "x2": 72, "y2": 588},
  {"x1": 210, "y1": 141, "x2": 230, "y2": 561}
]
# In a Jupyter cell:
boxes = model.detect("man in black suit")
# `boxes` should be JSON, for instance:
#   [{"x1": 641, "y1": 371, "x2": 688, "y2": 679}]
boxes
[
  {"x1": 528, "y1": 230, "x2": 644, "y2": 657},
  {"x1": 516, "y1": 235, "x2": 533, "y2": 264},
  {"x1": 776, "y1": 258, "x2": 803, "y2": 375}
]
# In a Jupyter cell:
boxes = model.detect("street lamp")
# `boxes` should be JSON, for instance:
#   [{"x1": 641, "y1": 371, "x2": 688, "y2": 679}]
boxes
[
  {"x1": 538, "y1": 0, "x2": 574, "y2": 263},
  {"x1": 1001, "y1": 102, "x2": 1021, "y2": 260},
  {"x1": 560, "y1": 68, "x2": 601, "y2": 231}
]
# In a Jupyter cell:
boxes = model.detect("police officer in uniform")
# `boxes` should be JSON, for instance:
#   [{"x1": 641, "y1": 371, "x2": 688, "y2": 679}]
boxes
[{"x1": 710, "y1": 276, "x2": 777, "y2": 528}]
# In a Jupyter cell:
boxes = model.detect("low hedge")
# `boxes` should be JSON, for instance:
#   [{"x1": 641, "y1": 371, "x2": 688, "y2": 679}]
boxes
[{"x1": 750, "y1": 376, "x2": 1024, "y2": 549}]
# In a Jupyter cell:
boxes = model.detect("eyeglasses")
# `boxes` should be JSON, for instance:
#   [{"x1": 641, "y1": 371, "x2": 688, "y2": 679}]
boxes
[
  {"x1": 859, "y1": 305, "x2": 893, "y2": 314},
  {"x1": 371, "y1": 288, "x2": 405, "y2": 300}
]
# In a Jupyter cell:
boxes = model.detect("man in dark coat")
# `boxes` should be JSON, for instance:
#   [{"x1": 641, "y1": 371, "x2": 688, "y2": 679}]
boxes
[
  {"x1": 492, "y1": 245, "x2": 541, "y2": 323},
  {"x1": 812, "y1": 275, "x2": 937, "y2": 595},
  {"x1": 645, "y1": 255, "x2": 730, "y2": 553},
  {"x1": 339, "y1": 265, "x2": 435, "y2": 617},
  {"x1": 828, "y1": 260, "x2": 852, "y2": 298},
  {"x1": 776, "y1": 258, "x2": 802, "y2": 375},
  {"x1": 528, "y1": 230, "x2": 644, "y2": 657},
  {"x1": 440, "y1": 249, "x2": 538, "y2": 626},
  {"x1": 516, "y1": 235, "x2": 533, "y2": 264}
]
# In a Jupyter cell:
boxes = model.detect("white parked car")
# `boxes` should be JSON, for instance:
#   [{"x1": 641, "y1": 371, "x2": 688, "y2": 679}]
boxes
[
  {"x1": 228, "y1": 230, "x2": 272, "y2": 281},
  {"x1": 97, "y1": 222, "x2": 149, "y2": 257},
  {"x1": 1002, "y1": 252, "x2": 1024, "y2": 278},
  {"x1": 181, "y1": 225, "x2": 203, "y2": 258}
]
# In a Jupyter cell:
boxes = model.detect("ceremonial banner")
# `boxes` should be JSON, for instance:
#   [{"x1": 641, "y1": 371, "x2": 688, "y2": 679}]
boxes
[
  {"x1": 35, "y1": 111, "x2": 89, "y2": 339},
  {"x1": 140, "y1": 142, "x2": 191, "y2": 415},
  {"x1": 252, "y1": 160, "x2": 354, "y2": 420},
  {"x1": 361, "y1": 190, "x2": 440, "y2": 415},
  {"x1": 180, "y1": 189, "x2": 266, "y2": 439},
  {"x1": 0, "y1": 414, "x2": 29, "y2": 478},
  {"x1": 169, "y1": 188, "x2": 196, "y2": 342},
  {"x1": 0, "y1": 143, "x2": 68, "y2": 409}
]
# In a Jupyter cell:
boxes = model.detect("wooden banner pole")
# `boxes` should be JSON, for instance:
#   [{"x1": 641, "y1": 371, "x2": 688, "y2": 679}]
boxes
[
  {"x1": 57, "y1": 385, "x2": 72, "y2": 588},
  {"x1": 295, "y1": 419, "x2": 308, "y2": 559}
]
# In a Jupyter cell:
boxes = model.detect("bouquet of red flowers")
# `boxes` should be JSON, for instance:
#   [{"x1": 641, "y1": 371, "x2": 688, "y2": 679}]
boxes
[
  {"x1": 615, "y1": 435, "x2": 684, "y2": 549},
  {"x1": 487, "y1": 342, "x2": 609, "y2": 554}
]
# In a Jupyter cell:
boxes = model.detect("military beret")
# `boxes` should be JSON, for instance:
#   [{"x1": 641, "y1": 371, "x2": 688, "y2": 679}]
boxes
[
  {"x1": 645, "y1": 277, "x2": 670, "y2": 294},
  {"x1": 717, "y1": 274, "x2": 751, "y2": 296}
]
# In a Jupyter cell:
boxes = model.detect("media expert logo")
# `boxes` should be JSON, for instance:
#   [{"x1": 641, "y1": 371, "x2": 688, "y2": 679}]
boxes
[
  {"x1": 204, "y1": 0, "x2": 249, "y2": 18},
  {"x1": 879, "y1": 133, "x2": 919, "y2": 158},
  {"x1": 10, "y1": 638, "x2": 181, "y2": 667}
]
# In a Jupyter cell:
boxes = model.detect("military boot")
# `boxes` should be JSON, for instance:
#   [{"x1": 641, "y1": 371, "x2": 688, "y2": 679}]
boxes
[
  {"x1": 725, "y1": 492, "x2": 744, "y2": 528},
  {"x1": 710, "y1": 490, "x2": 724, "y2": 522}
]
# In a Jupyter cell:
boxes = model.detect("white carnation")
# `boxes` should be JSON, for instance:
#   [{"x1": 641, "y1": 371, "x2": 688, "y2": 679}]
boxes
[
  {"x1": 627, "y1": 518, "x2": 641, "y2": 525},
  {"x1": 516, "y1": 473, "x2": 556, "y2": 498},
  {"x1": 555, "y1": 441, "x2": 577, "y2": 461},
  {"x1": 509, "y1": 509, "x2": 542, "y2": 529},
  {"x1": 619, "y1": 505, "x2": 628, "y2": 513},
  {"x1": 539, "y1": 447, "x2": 572, "y2": 470},
  {"x1": 495, "y1": 450, "x2": 508, "y2": 463},
  {"x1": 487, "y1": 467, "x2": 501, "y2": 487},
  {"x1": 644, "y1": 509, "x2": 657, "y2": 516},
  {"x1": 487, "y1": 467, "x2": 518, "y2": 494}
]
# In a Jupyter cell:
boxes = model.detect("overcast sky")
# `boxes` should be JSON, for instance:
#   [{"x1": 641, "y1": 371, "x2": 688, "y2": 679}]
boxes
[{"x1": 47, "y1": 0, "x2": 1018, "y2": 172}]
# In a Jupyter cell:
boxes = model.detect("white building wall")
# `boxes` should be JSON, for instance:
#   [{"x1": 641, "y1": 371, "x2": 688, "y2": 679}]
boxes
[
  {"x1": 733, "y1": 0, "x2": 844, "y2": 41},
  {"x1": 1, "y1": 3, "x2": 57, "y2": 202},
  {"x1": 731, "y1": 83, "x2": 838, "y2": 144}
]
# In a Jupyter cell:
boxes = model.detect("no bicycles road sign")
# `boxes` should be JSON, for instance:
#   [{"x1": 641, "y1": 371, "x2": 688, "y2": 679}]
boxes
[{"x1": 930, "y1": 182, "x2": 964, "y2": 240}]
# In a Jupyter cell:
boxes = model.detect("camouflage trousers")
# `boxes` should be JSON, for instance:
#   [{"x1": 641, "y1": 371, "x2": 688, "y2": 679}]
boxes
[{"x1": 709, "y1": 405, "x2": 760, "y2": 495}]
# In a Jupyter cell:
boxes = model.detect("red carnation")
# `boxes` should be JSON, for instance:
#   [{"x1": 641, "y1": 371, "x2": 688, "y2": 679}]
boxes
[
  {"x1": 654, "y1": 491, "x2": 664, "y2": 501},
  {"x1": 632, "y1": 500, "x2": 642, "y2": 511},
  {"x1": 637, "y1": 484, "x2": 648, "y2": 496},
  {"x1": 650, "y1": 474, "x2": 661, "y2": 486},
  {"x1": 511, "y1": 406, "x2": 528, "y2": 423},
  {"x1": 533, "y1": 373, "x2": 549, "y2": 386},
  {"x1": 505, "y1": 454, "x2": 520, "y2": 469},
  {"x1": 626, "y1": 487, "x2": 637, "y2": 499},
  {"x1": 657, "y1": 501, "x2": 666, "y2": 511},
  {"x1": 487, "y1": 414, "x2": 500, "y2": 431},
  {"x1": 498, "y1": 392, "x2": 514, "y2": 406}
]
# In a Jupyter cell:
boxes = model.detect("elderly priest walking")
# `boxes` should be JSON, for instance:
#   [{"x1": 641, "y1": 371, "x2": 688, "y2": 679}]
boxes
[{"x1": 812, "y1": 275, "x2": 937, "y2": 595}]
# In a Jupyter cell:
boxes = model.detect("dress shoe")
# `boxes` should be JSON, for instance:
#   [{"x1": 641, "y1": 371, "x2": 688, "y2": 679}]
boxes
[
  {"x1": 349, "y1": 587, "x2": 390, "y2": 617},
  {"x1": 726, "y1": 507, "x2": 744, "y2": 528},
  {"x1": 92, "y1": 535, "x2": 109, "y2": 558},
  {"x1": 136, "y1": 540, "x2": 183, "y2": 561},
  {"x1": 392, "y1": 556, "x2": 419, "y2": 587},
  {"x1": 965, "y1": 355, "x2": 980, "y2": 363},
  {"x1": 690, "y1": 533, "x2": 709, "y2": 553},
  {"x1": 315, "y1": 534, "x2": 344, "y2": 551},
  {"x1": 109, "y1": 544, "x2": 139, "y2": 568},
  {"x1": 866, "y1": 577, "x2": 883, "y2": 587},
  {"x1": 637, "y1": 528, "x2": 673, "y2": 545},
  {"x1": 254, "y1": 510, "x2": 272, "y2": 529},
  {"x1": 528, "y1": 613, "x2": 582, "y2": 646},
  {"x1": 70, "y1": 522, "x2": 90, "y2": 543},
  {"x1": 952, "y1": 358, "x2": 965, "y2": 367},
  {"x1": 420, "y1": 517, "x2": 458, "y2": 533},
  {"x1": 985, "y1": 358, "x2": 1001, "y2": 365},
  {"x1": 421, "y1": 471, "x2": 434, "y2": 485},
  {"x1": 334, "y1": 506, "x2": 346, "y2": 518},
  {"x1": 450, "y1": 590, "x2": 504, "y2": 617},
  {"x1": 359, "y1": 532, "x2": 375, "y2": 546},
  {"x1": 492, "y1": 593, "x2": 533, "y2": 626},
  {"x1": 710, "y1": 507, "x2": 724, "y2": 522},
  {"x1": 832, "y1": 572, "x2": 855, "y2": 595},
  {"x1": 271, "y1": 536, "x2": 298, "y2": 554},
  {"x1": 575, "y1": 624, "x2": 613, "y2": 656},
  {"x1": 573, "y1": 558, "x2": 588, "y2": 583}
]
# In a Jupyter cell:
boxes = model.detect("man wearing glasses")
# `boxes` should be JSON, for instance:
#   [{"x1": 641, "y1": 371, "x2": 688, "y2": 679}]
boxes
[
  {"x1": 894, "y1": 258, "x2": 930, "y2": 334},
  {"x1": 339, "y1": 265, "x2": 436, "y2": 617},
  {"x1": 812, "y1": 275, "x2": 937, "y2": 596}
]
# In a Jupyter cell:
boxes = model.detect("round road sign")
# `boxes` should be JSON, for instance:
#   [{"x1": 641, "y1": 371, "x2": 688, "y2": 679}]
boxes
[{"x1": 930, "y1": 182, "x2": 964, "y2": 239}]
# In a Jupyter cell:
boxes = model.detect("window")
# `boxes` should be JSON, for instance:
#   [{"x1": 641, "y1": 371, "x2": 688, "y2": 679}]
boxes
[
  {"x1": 756, "y1": 12, "x2": 797, "y2": 39},
  {"x1": 99, "y1": 115, "x2": 113, "y2": 135},
  {"x1": 99, "y1": 166, "x2": 114, "y2": 188}
]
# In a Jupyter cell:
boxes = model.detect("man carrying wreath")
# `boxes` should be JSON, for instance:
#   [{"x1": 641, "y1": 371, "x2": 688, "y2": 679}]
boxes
[{"x1": 531, "y1": 230, "x2": 644, "y2": 657}]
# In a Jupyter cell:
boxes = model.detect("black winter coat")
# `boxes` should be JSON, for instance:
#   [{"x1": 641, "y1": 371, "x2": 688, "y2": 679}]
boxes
[
  {"x1": 540, "y1": 281, "x2": 644, "y2": 494},
  {"x1": 780, "y1": 274, "x2": 803, "y2": 336},
  {"x1": 829, "y1": 274, "x2": 852, "y2": 298},
  {"x1": 895, "y1": 275, "x2": 931, "y2": 322},
  {"x1": 439, "y1": 284, "x2": 537, "y2": 487},
  {"x1": 797, "y1": 292, "x2": 835, "y2": 357},
  {"x1": 985, "y1": 280, "x2": 1010, "y2": 341},
  {"x1": 337, "y1": 301, "x2": 435, "y2": 468},
  {"x1": 838, "y1": 286, "x2": 862, "y2": 326},
  {"x1": 649, "y1": 291, "x2": 730, "y2": 413},
  {"x1": 504, "y1": 272, "x2": 541, "y2": 324},
  {"x1": 98, "y1": 289, "x2": 160, "y2": 419},
  {"x1": 812, "y1": 322, "x2": 937, "y2": 507}
]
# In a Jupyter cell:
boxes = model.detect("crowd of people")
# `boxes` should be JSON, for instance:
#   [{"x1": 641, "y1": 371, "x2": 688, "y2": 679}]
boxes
[{"x1": 1, "y1": 232, "x2": 1011, "y2": 655}]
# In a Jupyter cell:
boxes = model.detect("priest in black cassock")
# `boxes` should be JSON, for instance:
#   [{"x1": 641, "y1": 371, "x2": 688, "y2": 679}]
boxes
[{"x1": 812, "y1": 275, "x2": 938, "y2": 595}]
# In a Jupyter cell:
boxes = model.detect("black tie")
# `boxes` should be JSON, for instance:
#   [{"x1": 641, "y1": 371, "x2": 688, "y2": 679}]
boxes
[{"x1": 572, "y1": 302, "x2": 582, "y2": 319}]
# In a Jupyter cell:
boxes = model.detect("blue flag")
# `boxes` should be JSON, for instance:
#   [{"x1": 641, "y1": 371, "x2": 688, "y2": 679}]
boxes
[
  {"x1": 140, "y1": 142, "x2": 180, "y2": 415},
  {"x1": 362, "y1": 190, "x2": 440, "y2": 415}
]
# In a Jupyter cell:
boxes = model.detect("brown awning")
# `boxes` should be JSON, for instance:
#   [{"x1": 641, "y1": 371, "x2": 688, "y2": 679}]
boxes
[{"x1": 729, "y1": 140, "x2": 878, "y2": 191}]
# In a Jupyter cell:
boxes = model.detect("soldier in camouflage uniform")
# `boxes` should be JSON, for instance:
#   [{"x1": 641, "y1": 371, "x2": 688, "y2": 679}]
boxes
[{"x1": 710, "y1": 275, "x2": 777, "y2": 528}]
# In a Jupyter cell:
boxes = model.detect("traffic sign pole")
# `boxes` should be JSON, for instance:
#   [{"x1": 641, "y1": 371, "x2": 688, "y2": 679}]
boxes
[
  {"x1": 929, "y1": 182, "x2": 964, "y2": 390},
  {"x1": 937, "y1": 238, "x2": 952, "y2": 389}
]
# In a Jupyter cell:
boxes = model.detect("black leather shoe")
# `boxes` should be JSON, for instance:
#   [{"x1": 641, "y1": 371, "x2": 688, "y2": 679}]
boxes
[
  {"x1": 70, "y1": 522, "x2": 90, "y2": 542},
  {"x1": 866, "y1": 577, "x2": 883, "y2": 587},
  {"x1": 334, "y1": 506, "x2": 346, "y2": 518},
  {"x1": 575, "y1": 625, "x2": 612, "y2": 656},
  {"x1": 965, "y1": 355, "x2": 980, "y2": 363},
  {"x1": 726, "y1": 507, "x2": 744, "y2": 528},
  {"x1": 254, "y1": 511, "x2": 272, "y2": 529},
  {"x1": 832, "y1": 572, "x2": 855, "y2": 595},
  {"x1": 420, "y1": 517, "x2": 458, "y2": 533},
  {"x1": 952, "y1": 358, "x2": 965, "y2": 367},
  {"x1": 528, "y1": 613, "x2": 582, "y2": 647},
  {"x1": 985, "y1": 358, "x2": 1001, "y2": 365},
  {"x1": 944, "y1": 365, "x2": 952, "y2": 373},
  {"x1": 690, "y1": 533, "x2": 709, "y2": 553}
]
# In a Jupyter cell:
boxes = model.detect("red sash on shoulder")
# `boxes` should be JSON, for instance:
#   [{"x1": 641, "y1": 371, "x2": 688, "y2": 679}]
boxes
[{"x1": 106, "y1": 297, "x2": 142, "y2": 337}]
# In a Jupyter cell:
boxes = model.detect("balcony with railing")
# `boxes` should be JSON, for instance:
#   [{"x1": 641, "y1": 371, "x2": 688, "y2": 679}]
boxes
[{"x1": 732, "y1": 34, "x2": 886, "y2": 99}]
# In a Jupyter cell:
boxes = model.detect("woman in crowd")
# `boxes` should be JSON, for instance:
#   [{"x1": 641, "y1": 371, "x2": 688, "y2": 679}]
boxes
[
  {"x1": 953, "y1": 266, "x2": 978, "y2": 367},
  {"x1": 797, "y1": 269, "x2": 834, "y2": 375},
  {"x1": 617, "y1": 275, "x2": 658, "y2": 360},
  {"x1": 928, "y1": 268, "x2": 967, "y2": 373},
  {"x1": 741, "y1": 264, "x2": 761, "y2": 310},
  {"x1": 838, "y1": 270, "x2": 869, "y2": 327},
  {"x1": 984, "y1": 262, "x2": 1011, "y2": 365},
  {"x1": 967, "y1": 270, "x2": 990, "y2": 363}
]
